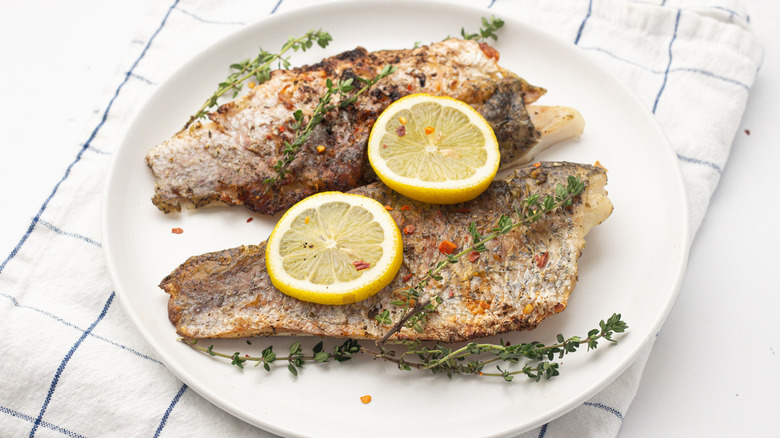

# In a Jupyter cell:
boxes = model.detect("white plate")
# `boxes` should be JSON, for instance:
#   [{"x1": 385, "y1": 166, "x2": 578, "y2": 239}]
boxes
[{"x1": 103, "y1": 1, "x2": 690, "y2": 436}]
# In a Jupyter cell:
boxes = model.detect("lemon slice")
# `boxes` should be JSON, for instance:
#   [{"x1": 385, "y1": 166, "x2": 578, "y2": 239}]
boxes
[
  {"x1": 367, "y1": 93, "x2": 500, "y2": 204},
  {"x1": 265, "y1": 192, "x2": 403, "y2": 305}
]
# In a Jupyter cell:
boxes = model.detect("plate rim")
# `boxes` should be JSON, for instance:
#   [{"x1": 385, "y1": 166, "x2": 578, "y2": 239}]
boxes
[{"x1": 102, "y1": 1, "x2": 691, "y2": 436}]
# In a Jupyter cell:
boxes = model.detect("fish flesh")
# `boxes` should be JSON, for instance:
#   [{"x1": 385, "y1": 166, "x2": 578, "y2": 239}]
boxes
[
  {"x1": 161, "y1": 161, "x2": 612, "y2": 343},
  {"x1": 146, "y1": 39, "x2": 584, "y2": 215}
]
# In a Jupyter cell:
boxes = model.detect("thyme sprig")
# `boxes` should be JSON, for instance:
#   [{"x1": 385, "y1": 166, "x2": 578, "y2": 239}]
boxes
[
  {"x1": 185, "y1": 339, "x2": 361, "y2": 376},
  {"x1": 263, "y1": 64, "x2": 397, "y2": 190},
  {"x1": 182, "y1": 29, "x2": 333, "y2": 131},
  {"x1": 461, "y1": 15, "x2": 505, "y2": 42},
  {"x1": 375, "y1": 175, "x2": 586, "y2": 344},
  {"x1": 181, "y1": 313, "x2": 626, "y2": 382}
]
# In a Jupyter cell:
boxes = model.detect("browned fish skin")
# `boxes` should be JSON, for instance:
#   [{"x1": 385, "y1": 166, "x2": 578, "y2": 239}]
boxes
[
  {"x1": 161, "y1": 162, "x2": 612, "y2": 342},
  {"x1": 146, "y1": 39, "x2": 546, "y2": 215}
]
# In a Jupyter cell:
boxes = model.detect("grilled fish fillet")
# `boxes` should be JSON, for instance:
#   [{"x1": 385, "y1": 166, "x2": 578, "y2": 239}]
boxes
[
  {"x1": 146, "y1": 39, "x2": 584, "y2": 215},
  {"x1": 162, "y1": 162, "x2": 612, "y2": 343}
]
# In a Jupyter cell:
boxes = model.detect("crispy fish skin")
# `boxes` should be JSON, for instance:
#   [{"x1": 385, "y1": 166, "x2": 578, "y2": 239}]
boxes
[
  {"x1": 146, "y1": 39, "x2": 547, "y2": 215},
  {"x1": 161, "y1": 162, "x2": 612, "y2": 342}
]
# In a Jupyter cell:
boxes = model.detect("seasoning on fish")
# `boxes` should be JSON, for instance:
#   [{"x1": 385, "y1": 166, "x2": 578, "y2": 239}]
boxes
[
  {"x1": 161, "y1": 162, "x2": 612, "y2": 343},
  {"x1": 146, "y1": 39, "x2": 584, "y2": 215}
]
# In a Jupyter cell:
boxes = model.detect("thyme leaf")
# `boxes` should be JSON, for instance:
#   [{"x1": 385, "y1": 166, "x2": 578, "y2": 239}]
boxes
[
  {"x1": 461, "y1": 15, "x2": 505, "y2": 42},
  {"x1": 375, "y1": 174, "x2": 586, "y2": 344},
  {"x1": 262, "y1": 64, "x2": 397, "y2": 192},
  {"x1": 179, "y1": 313, "x2": 627, "y2": 382},
  {"x1": 182, "y1": 29, "x2": 333, "y2": 131}
]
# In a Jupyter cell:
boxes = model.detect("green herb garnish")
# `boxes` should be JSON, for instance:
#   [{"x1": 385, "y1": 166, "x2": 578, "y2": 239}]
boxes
[
  {"x1": 181, "y1": 314, "x2": 626, "y2": 381},
  {"x1": 182, "y1": 29, "x2": 333, "y2": 131}
]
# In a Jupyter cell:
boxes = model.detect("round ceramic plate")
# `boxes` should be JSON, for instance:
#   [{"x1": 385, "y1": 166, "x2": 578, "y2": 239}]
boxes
[{"x1": 103, "y1": 1, "x2": 690, "y2": 436}]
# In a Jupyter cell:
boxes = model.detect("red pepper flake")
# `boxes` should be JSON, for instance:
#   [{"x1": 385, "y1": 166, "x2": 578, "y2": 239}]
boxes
[
  {"x1": 437, "y1": 210, "x2": 443, "y2": 217},
  {"x1": 406, "y1": 84, "x2": 413, "y2": 91},
  {"x1": 384, "y1": 205, "x2": 393, "y2": 211},
  {"x1": 278, "y1": 126, "x2": 285, "y2": 133},
  {"x1": 468, "y1": 251, "x2": 480, "y2": 263},
  {"x1": 360, "y1": 395, "x2": 372, "y2": 404},
  {"x1": 533, "y1": 162, "x2": 542, "y2": 168},
  {"x1": 266, "y1": 134, "x2": 273, "y2": 140},
  {"x1": 745, "y1": 129, "x2": 751, "y2": 135},
  {"x1": 246, "y1": 217, "x2": 254, "y2": 223},
  {"x1": 457, "y1": 208, "x2": 471, "y2": 213},
  {"x1": 402, "y1": 273, "x2": 413, "y2": 282},
  {"x1": 535, "y1": 251, "x2": 549, "y2": 268},
  {"x1": 424, "y1": 126, "x2": 435, "y2": 135},
  {"x1": 400, "y1": 205, "x2": 411, "y2": 211},
  {"x1": 352, "y1": 261, "x2": 371, "y2": 271},
  {"x1": 403, "y1": 224, "x2": 415, "y2": 235},
  {"x1": 439, "y1": 240, "x2": 457, "y2": 255},
  {"x1": 382, "y1": 144, "x2": 387, "y2": 149},
  {"x1": 396, "y1": 125, "x2": 406, "y2": 137},
  {"x1": 448, "y1": 290, "x2": 454, "y2": 298},
  {"x1": 171, "y1": 227, "x2": 183, "y2": 234}
]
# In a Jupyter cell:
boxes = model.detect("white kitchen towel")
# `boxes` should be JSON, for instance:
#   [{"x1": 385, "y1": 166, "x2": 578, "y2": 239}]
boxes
[{"x1": 0, "y1": 0, "x2": 762, "y2": 437}]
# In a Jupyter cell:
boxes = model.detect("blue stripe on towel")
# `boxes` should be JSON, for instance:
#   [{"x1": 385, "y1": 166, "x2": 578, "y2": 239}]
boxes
[
  {"x1": 38, "y1": 220, "x2": 101, "y2": 248},
  {"x1": 677, "y1": 153, "x2": 723, "y2": 173},
  {"x1": 176, "y1": 7, "x2": 245, "y2": 26},
  {"x1": 29, "y1": 292, "x2": 115, "y2": 436},
  {"x1": 271, "y1": 0, "x2": 284, "y2": 14},
  {"x1": 0, "y1": 292, "x2": 162, "y2": 364},
  {"x1": 538, "y1": 422, "x2": 548, "y2": 437},
  {"x1": 1, "y1": 404, "x2": 86, "y2": 438},
  {"x1": 574, "y1": 0, "x2": 593, "y2": 45},
  {"x1": 583, "y1": 402, "x2": 625, "y2": 421},
  {"x1": 652, "y1": 9, "x2": 681, "y2": 113},
  {"x1": 153, "y1": 384, "x2": 188, "y2": 437},
  {"x1": 0, "y1": 0, "x2": 181, "y2": 277}
]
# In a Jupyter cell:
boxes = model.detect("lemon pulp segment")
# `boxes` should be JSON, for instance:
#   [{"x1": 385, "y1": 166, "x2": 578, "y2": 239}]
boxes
[
  {"x1": 266, "y1": 192, "x2": 403, "y2": 305},
  {"x1": 368, "y1": 94, "x2": 499, "y2": 204}
]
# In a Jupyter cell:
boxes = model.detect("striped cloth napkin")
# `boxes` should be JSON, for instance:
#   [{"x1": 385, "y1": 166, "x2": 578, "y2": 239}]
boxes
[{"x1": 0, "y1": 0, "x2": 762, "y2": 436}]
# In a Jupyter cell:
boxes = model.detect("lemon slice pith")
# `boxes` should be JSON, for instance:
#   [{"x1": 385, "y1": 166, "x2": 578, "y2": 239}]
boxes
[
  {"x1": 368, "y1": 94, "x2": 500, "y2": 204},
  {"x1": 265, "y1": 192, "x2": 403, "y2": 305}
]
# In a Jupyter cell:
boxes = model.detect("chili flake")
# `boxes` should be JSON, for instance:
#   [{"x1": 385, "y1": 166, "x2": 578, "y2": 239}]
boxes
[
  {"x1": 439, "y1": 240, "x2": 457, "y2": 255},
  {"x1": 278, "y1": 126, "x2": 285, "y2": 133},
  {"x1": 402, "y1": 273, "x2": 413, "y2": 282},
  {"x1": 468, "y1": 251, "x2": 480, "y2": 263},
  {"x1": 360, "y1": 395, "x2": 372, "y2": 404},
  {"x1": 171, "y1": 227, "x2": 183, "y2": 234},
  {"x1": 535, "y1": 251, "x2": 549, "y2": 268},
  {"x1": 424, "y1": 126, "x2": 435, "y2": 135},
  {"x1": 316, "y1": 145, "x2": 326, "y2": 153},
  {"x1": 352, "y1": 261, "x2": 371, "y2": 271},
  {"x1": 396, "y1": 125, "x2": 406, "y2": 137},
  {"x1": 533, "y1": 162, "x2": 542, "y2": 168},
  {"x1": 399, "y1": 116, "x2": 407, "y2": 125},
  {"x1": 246, "y1": 217, "x2": 254, "y2": 223},
  {"x1": 384, "y1": 205, "x2": 393, "y2": 211},
  {"x1": 400, "y1": 205, "x2": 411, "y2": 211},
  {"x1": 403, "y1": 224, "x2": 415, "y2": 235}
]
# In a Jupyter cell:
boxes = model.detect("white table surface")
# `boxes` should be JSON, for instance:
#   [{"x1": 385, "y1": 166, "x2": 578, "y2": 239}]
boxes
[{"x1": 1, "y1": 1, "x2": 777, "y2": 436}]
